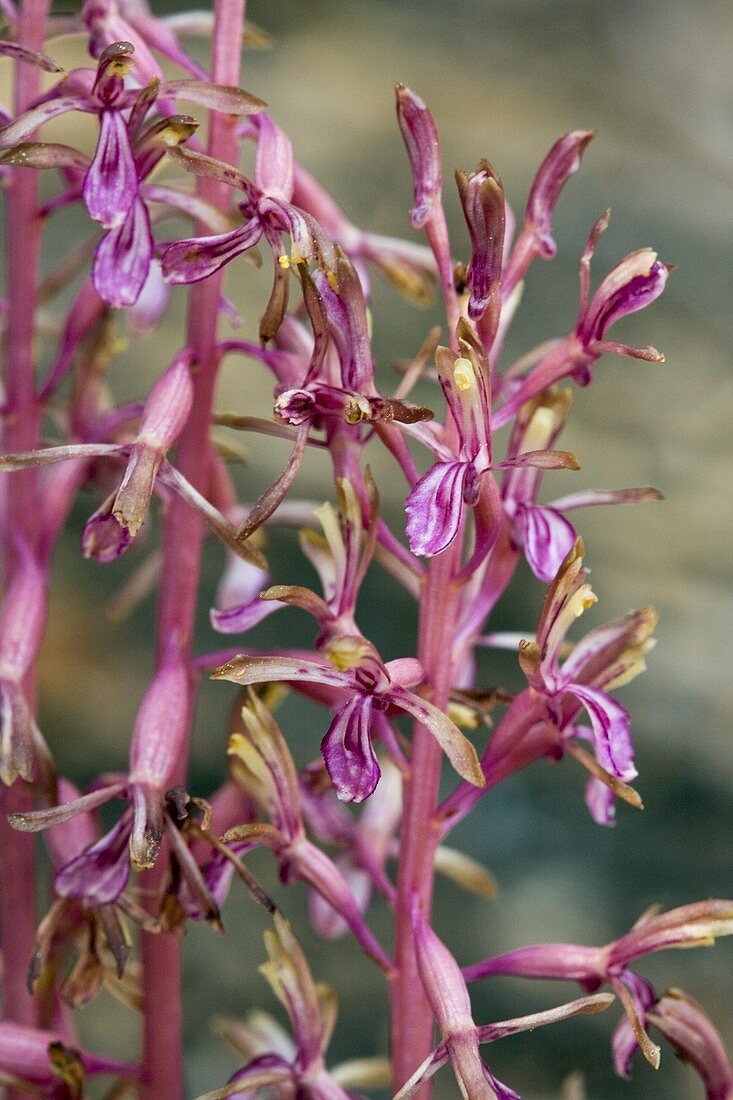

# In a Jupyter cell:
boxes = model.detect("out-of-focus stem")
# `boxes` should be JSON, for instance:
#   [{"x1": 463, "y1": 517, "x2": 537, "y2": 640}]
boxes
[
  {"x1": 141, "y1": 3, "x2": 246, "y2": 1097},
  {"x1": 0, "y1": 0, "x2": 51, "y2": 1064}
]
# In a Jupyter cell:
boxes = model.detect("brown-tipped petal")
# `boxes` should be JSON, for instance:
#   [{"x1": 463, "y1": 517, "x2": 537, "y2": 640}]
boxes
[
  {"x1": 391, "y1": 686, "x2": 485, "y2": 789},
  {"x1": 236, "y1": 423, "x2": 309, "y2": 541},
  {"x1": 476, "y1": 992, "x2": 615, "y2": 1044},
  {"x1": 0, "y1": 443, "x2": 123, "y2": 471},
  {"x1": 159, "y1": 461, "x2": 267, "y2": 569},
  {"x1": 166, "y1": 144, "x2": 256, "y2": 196},
  {"x1": 0, "y1": 40, "x2": 63, "y2": 71},
  {"x1": 566, "y1": 743, "x2": 644, "y2": 810},
  {"x1": 0, "y1": 141, "x2": 90, "y2": 171},
  {"x1": 159, "y1": 80, "x2": 266, "y2": 115},
  {"x1": 611, "y1": 977, "x2": 661, "y2": 1069}
]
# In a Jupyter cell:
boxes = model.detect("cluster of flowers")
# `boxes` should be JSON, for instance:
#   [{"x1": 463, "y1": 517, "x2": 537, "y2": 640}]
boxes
[{"x1": 0, "y1": 2, "x2": 730, "y2": 1098}]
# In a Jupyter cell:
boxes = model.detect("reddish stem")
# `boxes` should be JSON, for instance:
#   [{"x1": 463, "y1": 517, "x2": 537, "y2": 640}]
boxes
[
  {"x1": 0, "y1": 0, "x2": 51, "y2": 1071},
  {"x1": 141, "y1": 3, "x2": 246, "y2": 1097},
  {"x1": 391, "y1": 543, "x2": 462, "y2": 1095}
]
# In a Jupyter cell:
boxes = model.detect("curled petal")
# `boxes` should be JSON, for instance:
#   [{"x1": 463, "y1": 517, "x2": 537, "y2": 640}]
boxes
[
  {"x1": 55, "y1": 815, "x2": 132, "y2": 907},
  {"x1": 566, "y1": 683, "x2": 635, "y2": 780},
  {"x1": 519, "y1": 503, "x2": 577, "y2": 583},
  {"x1": 525, "y1": 131, "x2": 594, "y2": 259},
  {"x1": 455, "y1": 160, "x2": 505, "y2": 326},
  {"x1": 82, "y1": 496, "x2": 132, "y2": 563},
  {"x1": 405, "y1": 461, "x2": 471, "y2": 557},
  {"x1": 585, "y1": 775, "x2": 619, "y2": 826},
  {"x1": 321, "y1": 695, "x2": 379, "y2": 803},
  {"x1": 93, "y1": 196, "x2": 153, "y2": 308},
  {"x1": 210, "y1": 596, "x2": 283, "y2": 635},
  {"x1": 83, "y1": 109, "x2": 137, "y2": 228},
  {"x1": 161, "y1": 218, "x2": 263, "y2": 284},
  {"x1": 579, "y1": 250, "x2": 669, "y2": 345}
]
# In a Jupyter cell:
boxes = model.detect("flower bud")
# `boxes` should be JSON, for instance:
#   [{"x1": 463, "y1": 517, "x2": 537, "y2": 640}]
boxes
[
  {"x1": 395, "y1": 84, "x2": 442, "y2": 229},
  {"x1": 113, "y1": 352, "x2": 193, "y2": 535},
  {"x1": 525, "y1": 130, "x2": 593, "y2": 259},
  {"x1": 455, "y1": 160, "x2": 505, "y2": 327}
]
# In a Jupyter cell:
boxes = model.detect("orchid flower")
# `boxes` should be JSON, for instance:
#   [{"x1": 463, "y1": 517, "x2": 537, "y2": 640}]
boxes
[
  {"x1": 213, "y1": 641, "x2": 483, "y2": 804},
  {"x1": 8, "y1": 653, "x2": 220, "y2": 924},
  {"x1": 406, "y1": 329, "x2": 579, "y2": 558},
  {"x1": 518, "y1": 540, "x2": 657, "y2": 822},
  {"x1": 0, "y1": 41, "x2": 264, "y2": 306},
  {"x1": 211, "y1": 689, "x2": 392, "y2": 969},
  {"x1": 30, "y1": 778, "x2": 158, "y2": 1007},
  {"x1": 464, "y1": 901, "x2": 733, "y2": 1079},
  {"x1": 394, "y1": 898, "x2": 613, "y2": 1100},
  {"x1": 199, "y1": 913, "x2": 384, "y2": 1100}
]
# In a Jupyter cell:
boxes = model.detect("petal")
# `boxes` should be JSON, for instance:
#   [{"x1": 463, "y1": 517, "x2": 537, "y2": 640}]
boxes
[
  {"x1": 161, "y1": 218, "x2": 263, "y2": 284},
  {"x1": 647, "y1": 990, "x2": 733, "y2": 1099},
  {"x1": 585, "y1": 776, "x2": 618, "y2": 826},
  {"x1": 210, "y1": 597, "x2": 283, "y2": 635},
  {"x1": 580, "y1": 250, "x2": 668, "y2": 344},
  {"x1": 93, "y1": 196, "x2": 153, "y2": 308},
  {"x1": 82, "y1": 498, "x2": 132, "y2": 563},
  {"x1": 0, "y1": 41, "x2": 63, "y2": 71},
  {"x1": 83, "y1": 109, "x2": 138, "y2": 228},
  {"x1": 405, "y1": 461, "x2": 471, "y2": 557},
  {"x1": 565, "y1": 683, "x2": 635, "y2": 780},
  {"x1": 158, "y1": 80, "x2": 266, "y2": 115},
  {"x1": 0, "y1": 141, "x2": 90, "y2": 171},
  {"x1": 321, "y1": 695, "x2": 379, "y2": 803},
  {"x1": 212, "y1": 654, "x2": 351, "y2": 693},
  {"x1": 611, "y1": 971, "x2": 658, "y2": 1075},
  {"x1": 54, "y1": 815, "x2": 132, "y2": 907},
  {"x1": 0, "y1": 96, "x2": 87, "y2": 147},
  {"x1": 390, "y1": 686, "x2": 484, "y2": 789},
  {"x1": 519, "y1": 504, "x2": 577, "y2": 583},
  {"x1": 525, "y1": 131, "x2": 594, "y2": 259}
]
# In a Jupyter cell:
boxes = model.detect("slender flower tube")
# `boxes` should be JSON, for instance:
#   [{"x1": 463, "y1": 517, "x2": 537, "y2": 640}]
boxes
[
  {"x1": 394, "y1": 898, "x2": 614, "y2": 1100},
  {"x1": 463, "y1": 901, "x2": 733, "y2": 1076}
]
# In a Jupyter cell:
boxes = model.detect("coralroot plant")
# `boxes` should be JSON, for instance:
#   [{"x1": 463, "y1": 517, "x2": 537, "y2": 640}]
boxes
[{"x1": 0, "y1": 3, "x2": 730, "y2": 1099}]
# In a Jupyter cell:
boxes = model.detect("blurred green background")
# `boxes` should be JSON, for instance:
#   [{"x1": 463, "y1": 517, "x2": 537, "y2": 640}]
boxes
[{"x1": 7, "y1": 0, "x2": 733, "y2": 1096}]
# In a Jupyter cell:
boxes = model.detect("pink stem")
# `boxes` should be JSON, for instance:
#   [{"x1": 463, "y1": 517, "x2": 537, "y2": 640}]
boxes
[
  {"x1": 391, "y1": 542, "x2": 461, "y2": 1096},
  {"x1": 141, "y1": 3, "x2": 246, "y2": 1097},
  {"x1": 0, "y1": 0, "x2": 51, "y2": 1069}
]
